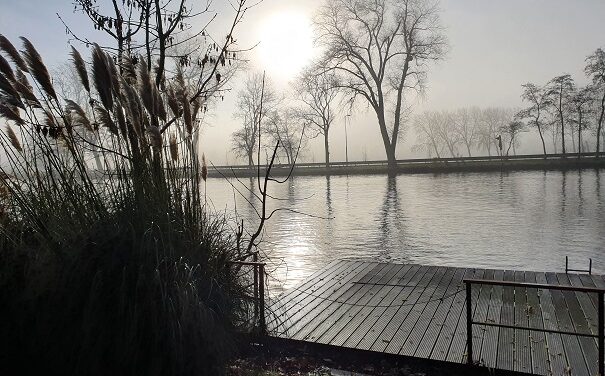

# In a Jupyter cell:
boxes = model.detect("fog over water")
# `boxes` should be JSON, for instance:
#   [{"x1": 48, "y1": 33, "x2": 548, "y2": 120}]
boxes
[{"x1": 206, "y1": 169, "x2": 605, "y2": 292}]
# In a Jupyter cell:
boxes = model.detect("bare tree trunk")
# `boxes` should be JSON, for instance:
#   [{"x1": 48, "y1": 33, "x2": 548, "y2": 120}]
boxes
[
  {"x1": 537, "y1": 124, "x2": 547, "y2": 155},
  {"x1": 323, "y1": 132, "x2": 330, "y2": 168},
  {"x1": 578, "y1": 112, "x2": 582, "y2": 157},
  {"x1": 559, "y1": 92, "x2": 566, "y2": 154},
  {"x1": 597, "y1": 93, "x2": 605, "y2": 156}
]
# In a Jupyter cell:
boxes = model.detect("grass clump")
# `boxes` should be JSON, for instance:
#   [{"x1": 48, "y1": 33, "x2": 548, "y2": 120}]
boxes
[{"x1": 0, "y1": 36, "x2": 251, "y2": 375}]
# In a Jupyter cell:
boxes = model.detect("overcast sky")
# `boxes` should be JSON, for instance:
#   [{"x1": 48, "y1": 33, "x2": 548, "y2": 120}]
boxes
[{"x1": 1, "y1": 0, "x2": 604, "y2": 163}]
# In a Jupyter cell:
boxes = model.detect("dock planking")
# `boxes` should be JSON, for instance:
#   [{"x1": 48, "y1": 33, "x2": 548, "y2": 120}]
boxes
[{"x1": 268, "y1": 260, "x2": 604, "y2": 376}]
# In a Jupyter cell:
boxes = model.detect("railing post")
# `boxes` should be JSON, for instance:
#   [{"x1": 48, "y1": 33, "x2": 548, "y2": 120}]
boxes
[
  {"x1": 253, "y1": 254, "x2": 258, "y2": 325},
  {"x1": 599, "y1": 291, "x2": 604, "y2": 376},
  {"x1": 259, "y1": 263, "x2": 266, "y2": 333},
  {"x1": 466, "y1": 281, "x2": 473, "y2": 365}
]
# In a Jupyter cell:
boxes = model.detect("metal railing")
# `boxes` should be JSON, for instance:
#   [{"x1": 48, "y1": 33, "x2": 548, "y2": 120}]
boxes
[
  {"x1": 566, "y1": 256, "x2": 593, "y2": 274},
  {"x1": 463, "y1": 278, "x2": 605, "y2": 375},
  {"x1": 229, "y1": 260, "x2": 266, "y2": 333}
]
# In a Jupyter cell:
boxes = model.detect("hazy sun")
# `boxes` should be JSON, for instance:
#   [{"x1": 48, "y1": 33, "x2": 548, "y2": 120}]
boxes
[{"x1": 256, "y1": 11, "x2": 314, "y2": 80}]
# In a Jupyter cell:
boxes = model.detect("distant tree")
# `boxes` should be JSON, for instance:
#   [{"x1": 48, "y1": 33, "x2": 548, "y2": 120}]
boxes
[
  {"x1": 293, "y1": 70, "x2": 339, "y2": 167},
  {"x1": 231, "y1": 73, "x2": 279, "y2": 166},
  {"x1": 314, "y1": 0, "x2": 448, "y2": 168},
  {"x1": 266, "y1": 109, "x2": 307, "y2": 165},
  {"x1": 517, "y1": 83, "x2": 549, "y2": 155},
  {"x1": 585, "y1": 48, "x2": 605, "y2": 155},
  {"x1": 545, "y1": 74, "x2": 575, "y2": 154},
  {"x1": 478, "y1": 108, "x2": 513, "y2": 156},
  {"x1": 436, "y1": 111, "x2": 459, "y2": 157},
  {"x1": 452, "y1": 107, "x2": 480, "y2": 157},
  {"x1": 501, "y1": 120, "x2": 526, "y2": 156},
  {"x1": 413, "y1": 111, "x2": 445, "y2": 158},
  {"x1": 568, "y1": 86, "x2": 594, "y2": 155}
]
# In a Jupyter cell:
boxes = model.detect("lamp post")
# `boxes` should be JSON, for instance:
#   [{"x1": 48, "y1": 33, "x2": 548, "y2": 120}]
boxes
[{"x1": 345, "y1": 114, "x2": 350, "y2": 163}]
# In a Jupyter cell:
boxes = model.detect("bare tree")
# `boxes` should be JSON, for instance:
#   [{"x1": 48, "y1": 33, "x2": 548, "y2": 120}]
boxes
[
  {"x1": 232, "y1": 73, "x2": 279, "y2": 166},
  {"x1": 266, "y1": 109, "x2": 307, "y2": 165},
  {"x1": 501, "y1": 120, "x2": 526, "y2": 156},
  {"x1": 568, "y1": 86, "x2": 594, "y2": 155},
  {"x1": 517, "y1": 83, "x2": 549, "y2": 155},
  {"x1": 545, "y1": 74, "x2": 575, "y2": 155},
  {"x1": 314, "y1": 0, "x2": 447, "y2": 168},
  {"x1": 435, "y1": 111, "x2": 459, "y2": 157},
  {"x1": 452, "y1": 107, "x2": 480, "y2": 157},
  {"x1": 413, "y1": 110, "x2": 444, "y2": 158},
  {"x1": 585, "y1": 48, "x2": 605, "y2": 155},
  {"x1": 478, "y1": 108, "x2": 513, "y2": 156},
  {"x1": 65, "y1": 0, "x2": 216, "y2": 86},
  {"x1": 293, "y1": 69, "x2": 339, "y2": 167}
]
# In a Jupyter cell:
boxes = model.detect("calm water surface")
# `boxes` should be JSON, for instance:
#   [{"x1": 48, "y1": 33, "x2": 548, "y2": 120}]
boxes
[{"x1": 206, "y1": 169, "x2": 605, "y2": 292}]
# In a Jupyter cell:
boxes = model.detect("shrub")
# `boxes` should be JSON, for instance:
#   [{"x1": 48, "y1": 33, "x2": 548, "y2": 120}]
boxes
[{"x1": 0, "y1": 36, "x2": 250, "y2": 375}]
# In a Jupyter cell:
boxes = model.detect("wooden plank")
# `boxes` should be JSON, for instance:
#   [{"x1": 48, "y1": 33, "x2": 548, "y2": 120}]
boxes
[
  {"x1": 430, "y1": 268, "x2": 481, "y2": 362},
  {"x1": 340, "y1": 264, "x2": 417, "y2": 349},
  {"x1": 399, "y1": 267, "x2": 459, "y2": 356},
  {"x1": 535, "y1": 272, "x2": 568, "y2": 376},
  {"x1": 496, "y1": 270, "x2": 515, "y2": 372},
  {"x1": 446, "y1": 268, "x2": 486, "y2": 364},
  {"x1": 369, "y1": 265, "x2": 440, "y2": 353},
  {"x1": 470, "y1": 269, "x2": 495, "y2": 366},
  {"x1": 513, "y1": 270, "x2": 531, "y2": 374},
  {"x1": 275, "y1": 261, "x2": 373, "y2": 336},
  {"x1": 384, "y1": 266, "x2": 451, "y2": 354},
  {"x1": 578, "y1": 274, "x2": 599, "y2": 309},
  {"x1": 479, "y1": 269, "x2": 504, "y2": 370},
  {"x1": 267, "y1": 259, "x2": 350, "y2": 329},
  {"x1": 329, "y1": 264, "x2": 409, "y2": 347},
  {"x1": 545, "y1": 272, "x2": 589, "y2": 376},
  {"x1": 287, "y1": 262, "x2": 380, "y2": 340},
  {"x1": 555, "y1": 273, "x2": 599, "y2": 376},
  {"x1": 355, "y1": 264, "x2": 427, "y2": 351},
  {"x1": 567, "y1": 273, "x2": 599, "y2": 336},
  {"x1": 524, "y1": 272, "x2": 549, "y2": 376},
  {"x1": 414, "y1": 267, "x2": 468, "y2": 359},
  {"x1": 270, "y1": 260, "x2": 365, "y2": 333},
  {"x1": 312, "y1": 263, "x2": 399, "y2": 344}
]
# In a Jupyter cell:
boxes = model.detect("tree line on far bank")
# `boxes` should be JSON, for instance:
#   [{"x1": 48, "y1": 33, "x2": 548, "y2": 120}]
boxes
[
  {"x1": 229, "y1": 0, "x2": 604, "y2": 166},
  {"x1": 414, "y1": 50, "x2": 605, "y2": 159}
]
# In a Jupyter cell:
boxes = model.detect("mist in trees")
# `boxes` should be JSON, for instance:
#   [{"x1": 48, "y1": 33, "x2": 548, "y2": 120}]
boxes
[
  {"x1": 231, "y1": 73, "x2": 280, "y2": 166},
  {"x1": 292, "y1": 69, "x2": 340, "y2": 168},
  {"x1": 313, "y1": 0, "x2": 448, "y2": 167},
  {"x1": 414, "y1": 107, "x2": 519, "y2": 158}
]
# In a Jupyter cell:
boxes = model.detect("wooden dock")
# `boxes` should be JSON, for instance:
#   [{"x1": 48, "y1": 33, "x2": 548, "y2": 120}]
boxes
[{"x1": 266, "y1": 260, "x2": 605, "y2": 376}]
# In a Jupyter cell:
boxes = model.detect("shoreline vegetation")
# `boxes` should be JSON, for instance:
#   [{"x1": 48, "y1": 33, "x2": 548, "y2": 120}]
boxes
[
  {"x1": 0, "y1": 34, "x2": 257, "y2": 375},
  {"x1": 208, "y1": 153, "x2": 605, "y2": 178}
]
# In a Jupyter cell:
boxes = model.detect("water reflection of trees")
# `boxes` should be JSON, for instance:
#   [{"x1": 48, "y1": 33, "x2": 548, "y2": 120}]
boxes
[
  {"x1": 325, "y1": 175, "x2": 333, "y2": 216},
  {"x1": 377, "y1": 176, "x2": 412, "y2": 260}
]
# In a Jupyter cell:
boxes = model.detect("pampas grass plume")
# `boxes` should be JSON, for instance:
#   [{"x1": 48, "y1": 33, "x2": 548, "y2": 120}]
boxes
[
  {"x1": 6, "y1": 124, "x2": 22, "y2": 152},
  {"x1": 169, "y1": 133, "x2": 178, "y2": 162},
  {"x1": 201, "y1": 153, "x2": 208, "y2": 182}
]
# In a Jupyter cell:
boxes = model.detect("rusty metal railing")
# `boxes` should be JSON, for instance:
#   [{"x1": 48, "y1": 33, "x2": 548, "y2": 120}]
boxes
[{"x1": 464, "y1": 278, "x2": 605, "y2": 376}]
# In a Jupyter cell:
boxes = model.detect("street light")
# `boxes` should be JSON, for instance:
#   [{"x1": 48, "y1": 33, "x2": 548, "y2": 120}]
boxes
[{"x1": 345, "y1": 114, "x2": 350, "y2": 163}]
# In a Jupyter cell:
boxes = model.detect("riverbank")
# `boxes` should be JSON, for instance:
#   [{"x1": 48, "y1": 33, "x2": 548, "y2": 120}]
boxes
[{"x1": 209, "y1": 153, "x2": 605, "y2": 178}]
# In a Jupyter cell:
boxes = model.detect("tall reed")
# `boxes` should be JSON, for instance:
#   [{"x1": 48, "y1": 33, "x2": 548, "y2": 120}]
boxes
[{"x1": 0, "y1": 36, "x2": 250, "y2": 375}]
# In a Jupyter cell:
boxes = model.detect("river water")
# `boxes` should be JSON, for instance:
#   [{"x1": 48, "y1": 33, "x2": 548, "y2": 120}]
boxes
[{"x1": 205, "y1": 169, "x2": 605, "y2": 293}]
